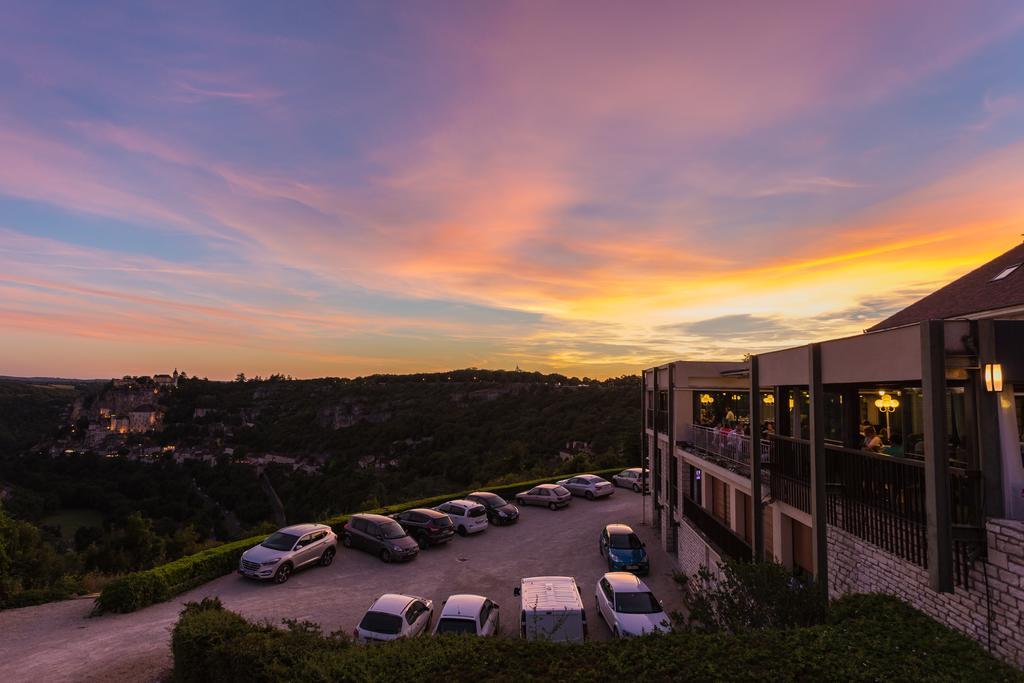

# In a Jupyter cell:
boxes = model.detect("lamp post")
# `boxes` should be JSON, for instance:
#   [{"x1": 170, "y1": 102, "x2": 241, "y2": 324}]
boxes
[{"x1": 874, "y1": 392, "x2": 900, "y2": 436}]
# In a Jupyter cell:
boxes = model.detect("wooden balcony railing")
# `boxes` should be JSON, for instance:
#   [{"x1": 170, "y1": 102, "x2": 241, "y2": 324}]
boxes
[
  {"x1": 682, "y1": 495, "x2": 752, "y2": 562},
  {"x1": 763, "y1": 434, "x2": 984, "y2": 585}
]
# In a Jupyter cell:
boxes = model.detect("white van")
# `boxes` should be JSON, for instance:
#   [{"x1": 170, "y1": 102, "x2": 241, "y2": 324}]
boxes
[{"x1": 514, "y1": 576, "x2": 588, "y2": 642}]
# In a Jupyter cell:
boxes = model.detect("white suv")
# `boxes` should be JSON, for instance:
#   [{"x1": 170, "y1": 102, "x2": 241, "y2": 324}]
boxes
[
  {"x1": 436, "y1": 499, "x2": 489, "y2": 536},
  {"x1": 238, "y1": 523, "x2": 336, "y2": 584}
]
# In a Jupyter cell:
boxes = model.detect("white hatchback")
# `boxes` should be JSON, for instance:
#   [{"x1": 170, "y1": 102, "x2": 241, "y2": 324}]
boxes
[
  {"x1": 436, "y1": 499, "x2": 489, "y2": 536},
  {"x1": 432, "y1": 594, "x2": 500, "y2": 636},
  {"x1": 355, "y1": 593, "x2": 434, "y2": 643},
  {"x1": 595, "y1": 572, "x2": 671, "y2": 638}
]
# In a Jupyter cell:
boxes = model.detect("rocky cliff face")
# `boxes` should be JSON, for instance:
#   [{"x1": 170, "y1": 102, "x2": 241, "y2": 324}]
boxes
[{"x1": 317, "y1": 399, "x2": 394, "y2": 429}]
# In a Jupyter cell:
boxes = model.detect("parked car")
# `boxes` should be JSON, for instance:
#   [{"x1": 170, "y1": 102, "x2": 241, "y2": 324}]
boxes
[
  {"x1": 238, "y1": 523, "x2": 336, "y2": 584},
  {"x1": 432, "y1": 594, "x2": 500, "y2": 636},
  {"x1": 594, "y1": 572, "x2": 671, "y2": 637},
  {"x1": 515, "y1": 483, "x2": 572, "y2": 510},
  {"x1": 435, "y1": 499, "x2": 489, "y2": 536},
  {"x1": 342, "y1": 513, "x2": 419, "y2": 562},
  {"x1": 557, "y1": 474, "x2": 615, "y2": 499},
  {"x1": 465, "y1": 491, "x2": 520, "y2": 525},
  {"x1": 355, "y1": 593, "x2": 434, "y2": 642},
  {"x1": 391, "y1": 508, "x2": 456, "y2": 549},
  {"x1": 515, "y1": 576, "x2": 587, "y2": 642},
  {"x1": 612, "y1": 467, "x2": 649, "y2": 493},
  {"x1": 599, "y1": 523, "x2": 649, "y2": 575}
]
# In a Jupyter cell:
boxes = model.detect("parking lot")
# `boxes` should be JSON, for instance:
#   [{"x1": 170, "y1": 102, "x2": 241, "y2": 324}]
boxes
[{"x1": 0, "y1": 487, "x2": 683, "y2": 682}]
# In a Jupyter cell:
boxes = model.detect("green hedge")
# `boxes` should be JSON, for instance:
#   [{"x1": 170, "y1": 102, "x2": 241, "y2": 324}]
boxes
[
  {"x1": 170, "y1": 594, "x2": 1023, "y2": 682},
  {"x1": 95, "y1": 468, "x2": 626, "y2": 614}
]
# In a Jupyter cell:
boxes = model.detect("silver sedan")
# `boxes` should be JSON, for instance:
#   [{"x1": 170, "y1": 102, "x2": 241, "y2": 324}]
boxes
[
  {"x1": 515, "y1": 484, "x2": 572, "y2": 510},
  {"x1": 556, "y1": 474, "x2": 615, "y2": 500}
]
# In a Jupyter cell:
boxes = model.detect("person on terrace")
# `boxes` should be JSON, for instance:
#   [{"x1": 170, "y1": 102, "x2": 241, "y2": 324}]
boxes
[{"x1": 863, "y1": 426, "x2": 883, "y2": 452}]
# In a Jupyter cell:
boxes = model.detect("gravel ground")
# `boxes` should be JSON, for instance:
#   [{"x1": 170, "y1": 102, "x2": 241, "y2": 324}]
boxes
[{"x1": 0, "y1": 489, "x2": 681, "y2": 682}]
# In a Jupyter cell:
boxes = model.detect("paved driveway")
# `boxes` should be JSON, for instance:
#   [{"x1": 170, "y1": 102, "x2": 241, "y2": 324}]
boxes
[{"x1": 0, "y1": 489, "x2": 681, "y2": 682}]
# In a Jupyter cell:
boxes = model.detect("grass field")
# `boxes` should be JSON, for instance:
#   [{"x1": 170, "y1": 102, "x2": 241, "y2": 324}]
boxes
[{"x1": 40, "y1": 508, "x2": 105, "y2": 540}]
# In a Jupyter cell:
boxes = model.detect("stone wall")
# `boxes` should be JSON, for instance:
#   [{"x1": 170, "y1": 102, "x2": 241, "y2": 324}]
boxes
[
  {"x1": 828, "y1": 518, "x2": 1024, "y2": 669},
  {"x1": 676, "y1": 518, "x2": 715, "y2": 578}
]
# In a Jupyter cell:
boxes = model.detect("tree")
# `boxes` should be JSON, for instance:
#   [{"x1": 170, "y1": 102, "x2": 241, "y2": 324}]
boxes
[{"x1": 235, "y1": 373, "x2": 247, "y2": 383}]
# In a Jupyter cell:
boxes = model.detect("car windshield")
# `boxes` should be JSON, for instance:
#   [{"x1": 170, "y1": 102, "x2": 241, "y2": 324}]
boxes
[
  {"x1": 610, "y1": 533, "x2": 643, "y2": 550},
  {"x1": 468, "y1": 506, "x2": 486, "y2": 518},
  {"x1": 380, "y1": 521, "x2": 407, "y2": 539},
  {"x1": 553, "y1": 486, "x2": 570, "y2": 496},
  {"x1": 475, "y1": 493, "x2": 506, "y2": 507},
  {"x1": 615, "y1": 592, "x2": 662, "y2": 614},
  {"x1": 260, "y1": 532, "x2": 298, "y2": 551},
  {"x1": 435, "y1": 617, "x2": 477, "y2": 635},
  {"x1": 359, "y1": 611, "x2": 403, "y2": 634}
]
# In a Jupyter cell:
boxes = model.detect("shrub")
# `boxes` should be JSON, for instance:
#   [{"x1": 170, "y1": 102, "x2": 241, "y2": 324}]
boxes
[
  {"x1": 170, "y1": 594, "x2": 1023, "y2": 682},
  {"x1": 96, "y1": 468, "x2": 625, "y2": 614},
  {"x1": 676, "y1": 559, "x2": 827, "y2": 633}
]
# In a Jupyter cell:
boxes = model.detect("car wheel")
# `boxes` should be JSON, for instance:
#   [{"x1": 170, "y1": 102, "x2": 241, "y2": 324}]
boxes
[
  {"x1": 379, "y1": 549, "x2": 392, "y2": 563},
  {"x1": 584, "y1": 490, "x2": 594, "y2": 500},
  {"x1": 457, "y1": 525, "x2": 467, "y2": 536},
  {"x1": 342, "y1": 533, "x2": 353, "y2": 548},
  {"x1": 516, "y1": 497, "x2": 525, "y2": 506},
  {"x1": 632, "y1": 483, "x2": 641, "y2": 493},
  {"x1": 548, "y1": 502, "x2": 557, "y2": 511},
  {"x1": 273, "y1": 563, "x2": 292, "y2": 584},
  {"x1": 319, "y1": 548, "x2": 336, "y2": 566},
  {"x1": 417, "y1": 534, "x2": 429, "y2": 550}
]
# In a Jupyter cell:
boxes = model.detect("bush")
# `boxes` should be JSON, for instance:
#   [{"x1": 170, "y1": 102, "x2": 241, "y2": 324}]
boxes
[
  {"x1": 171, "y1": 594, "x2": 1023, "y2": 682},
  {"x1": 676, "y1": 559, "x2": 827, "y2": 633},
  {"x1": 96, "y1": 468, "x2": 624, "y2": 614}
]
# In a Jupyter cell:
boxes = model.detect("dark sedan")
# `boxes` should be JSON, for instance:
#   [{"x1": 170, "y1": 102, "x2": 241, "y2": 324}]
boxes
[{"x1": 465, "y1": 491, "x2": 520, "y2": 525}]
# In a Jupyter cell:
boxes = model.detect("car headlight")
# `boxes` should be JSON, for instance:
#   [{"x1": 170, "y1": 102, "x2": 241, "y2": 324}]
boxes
[
  {"x1": 261, "y1": 558, "x2": 281, "y2": 566},
  {"x1": 497, "y1": 510, "x2": 508, "y2": 517},
  {"x1": 392, "y1": 544, "x2": 404, "y2": 551}
]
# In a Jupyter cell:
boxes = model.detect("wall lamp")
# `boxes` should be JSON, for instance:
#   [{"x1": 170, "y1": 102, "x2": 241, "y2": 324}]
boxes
[{"x1": 984, "y1": 363, "x2": 1003, "y2": 392}]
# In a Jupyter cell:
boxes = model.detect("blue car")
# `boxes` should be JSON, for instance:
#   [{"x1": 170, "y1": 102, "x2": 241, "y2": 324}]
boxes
[{"x1": 599, "y1": 523, "x2": 649, "y2": 575}]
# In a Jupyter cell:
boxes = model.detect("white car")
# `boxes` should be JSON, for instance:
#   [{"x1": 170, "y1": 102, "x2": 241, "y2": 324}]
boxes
[
  {"x1": 436, "y1": 499, "x2": 489, "y2": 536},
  {"x1": 355, "y1": 593, "x2": 434, "y2": 643},
  {"x1": 557, "y1": 474, "x2": 615, "y2": 499},
  {"x1": 595, "y1": 572, "x2": 672, "y2": 638},
  {"x1": 237, "y1": 523, "x2": 336, "y2": 584},
  {"x1": 612, "y1": 468, "x2": 649, "y2": 493},
  {"x1": 432, "y1": 594, "x2": 501, "y2": 636}
]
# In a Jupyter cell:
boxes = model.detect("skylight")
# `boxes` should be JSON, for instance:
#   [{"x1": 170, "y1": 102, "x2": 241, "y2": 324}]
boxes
[{"x1": 991, "y1": 264, "x2": 1020, "y2": 282}]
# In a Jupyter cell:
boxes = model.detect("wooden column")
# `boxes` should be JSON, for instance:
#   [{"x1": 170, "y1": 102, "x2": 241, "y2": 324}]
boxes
[
  {"x1": 921, "y1": 320, "x2": 953, "y2": 592},
  {"x1": 750, "y1": 355, "x2": 764, "y2": 560},
  {"x1": 841, "y1": 387, "x2": 861, "y2": 449},
  {"x1": 807, "y1": 343, "x2": 829, "y2": 590},
  {"x1": 975, "y1": 320, "x2": 1004, "y2": 518}
]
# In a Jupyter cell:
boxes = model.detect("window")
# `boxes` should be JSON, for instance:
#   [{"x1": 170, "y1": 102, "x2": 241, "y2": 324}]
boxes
[
  {"x1": 600, "y1": 579, "x2": 614, "y2": 601},
  {"x1": 406, "y1": 602, "x2": 426, "y2": 624},
  {"x1": 359, "y1": 611, "x2": 401, "y2": 634},
  {"x1": 479, "y1": 600, "x2": 492, "y2": 624},
  {"x1": 351, "y1": 518, "x2": 367, "y2": 533},
  {"x1": 991, "y1": 263, "x2": 1020, "y2": 281},
  {"x1": 614, "y1": 592, "x2": 661, "y2": 614}
]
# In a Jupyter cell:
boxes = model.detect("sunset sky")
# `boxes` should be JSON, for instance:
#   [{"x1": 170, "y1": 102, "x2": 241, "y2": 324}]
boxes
[{"x1": 2, "y1": 1, "x2": 1024, "y2": 379}]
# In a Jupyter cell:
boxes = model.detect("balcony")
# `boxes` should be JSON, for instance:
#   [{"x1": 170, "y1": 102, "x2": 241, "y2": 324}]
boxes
[
  {"x1": 684, "y1": 424, "x2": 772, "y2": 472},
  {"x1": 682, "y1": 495, "x2": 752, "y2": 562},
  {"x1": 762, "y1": 434, "x2": 984, "y2": 585}
]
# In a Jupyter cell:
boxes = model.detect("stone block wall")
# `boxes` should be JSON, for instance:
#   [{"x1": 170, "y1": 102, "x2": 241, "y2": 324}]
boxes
[{"x1": 828, "y1": 518, "x2": 1024, "y2": 669}]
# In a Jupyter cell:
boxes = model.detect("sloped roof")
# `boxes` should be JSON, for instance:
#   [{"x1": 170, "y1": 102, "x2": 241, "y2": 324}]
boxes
[{"x1": 867, "y1": 242, "x2": 1024, "y2": 332}]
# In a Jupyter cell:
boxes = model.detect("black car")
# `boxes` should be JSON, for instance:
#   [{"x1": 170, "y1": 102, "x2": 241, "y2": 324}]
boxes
[
  {"x1": 391, "y1": 508, "x2": 456, "y2": 549},
  {"x1": 465, "y1": 491, "x2": 520, "y2": 525},
  {"x1": 342, "y1": 513, "x2": 419, "y2": 562}
]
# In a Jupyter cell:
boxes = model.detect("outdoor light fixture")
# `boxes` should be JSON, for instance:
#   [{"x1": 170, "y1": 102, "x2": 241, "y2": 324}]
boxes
[
  {"x1": 984, "y1": 363, "x2": 1003, "y2": 392},
  {"x1": 874, "y1": 393, "x2": 900, "y2": 435}
]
